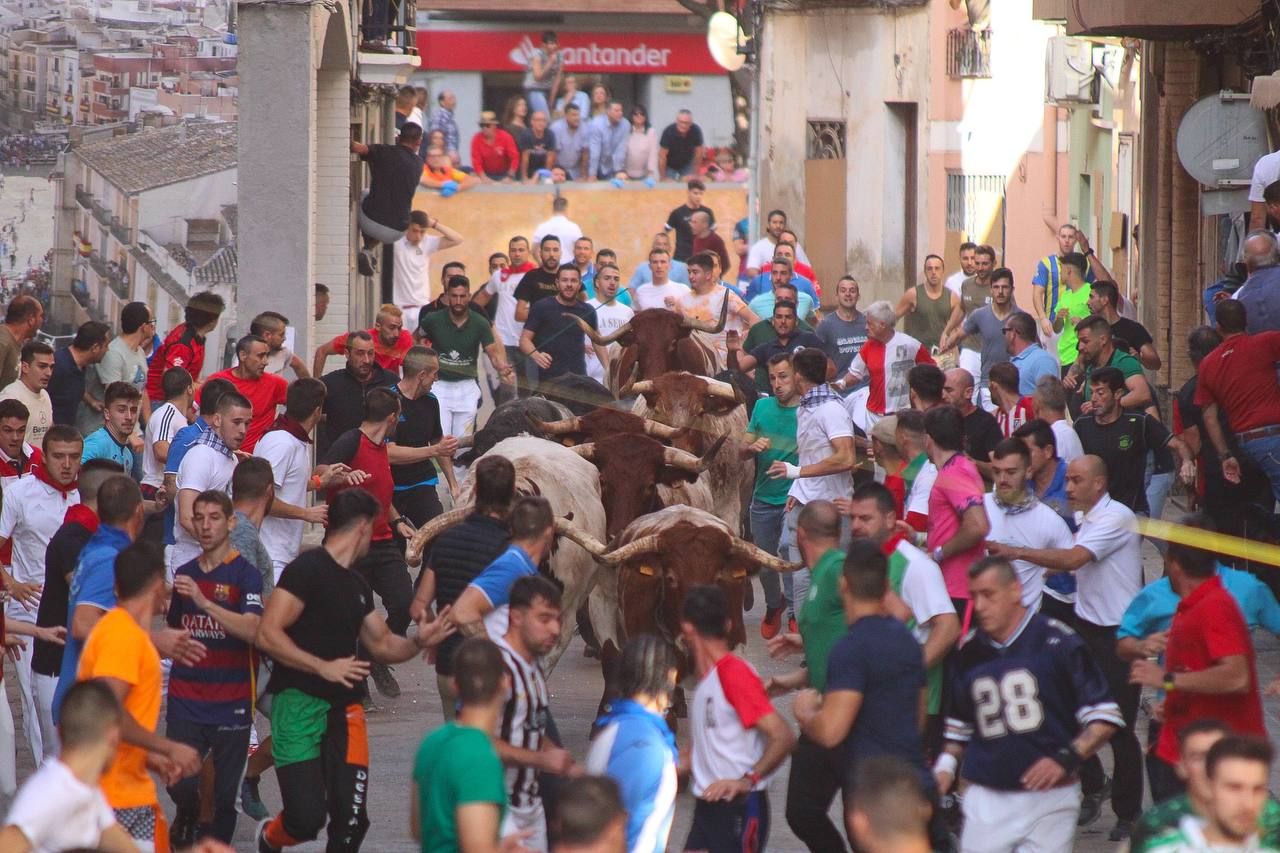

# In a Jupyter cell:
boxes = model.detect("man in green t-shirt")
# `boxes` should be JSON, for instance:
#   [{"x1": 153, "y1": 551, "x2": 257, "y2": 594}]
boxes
[
  {"x1": 1051, "y1": 252, "x2": 1092, "y2": 367},
  {"x1": 743, "y1": 352, "x2": 800, "y2": 638},
  {"x1": 1132, "y1": 720, "x2": 1280, "y2": 851},
  {"x1": 412, "y1": 636, "x2": 513, "y2": 853},
  {"x1": 1071, "y1": 314, "x2": 1151, "y2": 410},
  {"x1": 416, "y1": 275, "x2": 515, "y2": 438},
  {"x1": 740, "y1": 289, "x2": 814, "y2": 393}
]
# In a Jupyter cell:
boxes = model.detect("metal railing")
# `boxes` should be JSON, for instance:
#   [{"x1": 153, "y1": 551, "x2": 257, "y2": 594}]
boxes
[
  {"x1": 360, "y1": 0, "x2": 417, "y2": 55},
  {"x1": 130, "y1": 246, "x2": 186, "y2": 303},
  {"x1": 87, "y1": 250, "x2": 129, "y2": 299},
  {"x1": 74, "y1": 185, "x2": 91, "y2": 208},
  {"x1": 109, "y1": 216, "x2": 131, "y2": 245},
  {"x1": 947, "y1": 27, "x2": 993, "y2": 79}
]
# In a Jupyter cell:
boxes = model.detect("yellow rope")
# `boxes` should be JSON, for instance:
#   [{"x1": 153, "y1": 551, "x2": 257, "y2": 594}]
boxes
[{"x1": 1134, "y1": 517, "x2": 1280, "y2": 569}]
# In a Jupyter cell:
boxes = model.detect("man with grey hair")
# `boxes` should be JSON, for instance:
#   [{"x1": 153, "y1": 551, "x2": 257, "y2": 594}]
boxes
[
  {"x1": 833, "y1": 300, "x2": 934, "y2": 428},
  {"x1": 1233, "y1": 230, "x2": 1280, "y2": 332},
  {"x1": 1032, "y1": 374, "x2": 1084, "y2": 461}
]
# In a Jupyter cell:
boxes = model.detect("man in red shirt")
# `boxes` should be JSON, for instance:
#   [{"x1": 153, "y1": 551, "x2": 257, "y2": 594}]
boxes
[
  {"x1": 311, "y1": 304, "x2": 413, "y2": 377},
  {"x1": 1196, "y1": 299, "x2": 1280, "y2": 504},
  {"x1": 208, "y1": 335, "x2": 288, "y2": 453},
  {"x1": 989, "y1": 362, "x2": 1034, "y2": 437},
  {"x1": 1130, "y1": 512, "x2": 1264, "y2": 783},
  {"x1": 146, "y1": 291, "x2": 225, "y2": 403},
  {"x1": 470, "y1": 111, "x2": 519, "y2": 182}
]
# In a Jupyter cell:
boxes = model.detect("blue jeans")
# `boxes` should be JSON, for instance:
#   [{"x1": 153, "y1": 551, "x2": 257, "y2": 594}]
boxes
[
  {"x1": 666, "y1": 165, "x2": 696, "y2": 181},
  {"x1": 749, "y1": 499, "x2": 786, "y2": 611},
  {"x1": 526, "y1": 90, "x2": 551, "y2": 117},
  {"x1": 779, "y1": 502, "x2": 851, "y2": 619},
  {"x1": 1242, "y1": 432, "x2": 1280, "y2": 504}
]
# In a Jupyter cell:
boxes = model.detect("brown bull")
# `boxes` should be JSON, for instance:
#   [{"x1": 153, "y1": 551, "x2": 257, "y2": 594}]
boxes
[
  {"x1": 559, "y1": 505, "x2": 800, "y2": 723},
  {"x1": 567, "y1": 298, "x2": 727, "y2": 392}
]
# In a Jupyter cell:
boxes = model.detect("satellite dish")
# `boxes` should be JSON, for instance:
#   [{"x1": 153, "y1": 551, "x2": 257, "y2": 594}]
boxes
[
  {"x1": 1176, "y1": 93, "x2": 1268, "y2": 188},
  {"x1": 707, "y1": 12, "x2": 746, "y2": 72}
]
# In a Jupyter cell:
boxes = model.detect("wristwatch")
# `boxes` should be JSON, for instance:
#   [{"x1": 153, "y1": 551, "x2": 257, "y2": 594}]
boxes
[{"x1": 1162, "y1": 671, "x2": 1176, "y2": 692}]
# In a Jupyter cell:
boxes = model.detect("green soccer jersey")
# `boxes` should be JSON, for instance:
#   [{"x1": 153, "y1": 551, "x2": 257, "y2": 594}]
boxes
[
  {"x1": 799, "y1": 549, "x2": 849, "y2": 693},
  {"x1": 1133, "y1": 796, "x2": 1280, "y2": 852},
  {"x1": 414, "y1": 723, "x2": 507, "y2": 853},
  {"x1": 1082, "y1": 347, "x2": 1144, "y2": 402},
  {"x1": 1055, "y1": 283, "x2": 1093, "y2": 364},
  {"x1": 418, "y1": 311, "x2": 495, "y2": 382},
  {"x1": 746, "y1": 396, "x2": 799, "y2": 506}
]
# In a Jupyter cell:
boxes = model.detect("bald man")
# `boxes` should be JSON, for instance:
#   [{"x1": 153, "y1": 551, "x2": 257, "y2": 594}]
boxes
[
  {"x1": 940, "y1": 367, "x2": 1001, "y2": 474},
  {"x1": 986, "y1": 453, "x2": 1145, "y2": 837}
]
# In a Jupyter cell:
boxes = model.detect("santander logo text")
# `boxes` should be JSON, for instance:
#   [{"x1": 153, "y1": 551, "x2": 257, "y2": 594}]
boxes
[{"x1": 507, "y1": 35, "x2": 674, "y2": 70}]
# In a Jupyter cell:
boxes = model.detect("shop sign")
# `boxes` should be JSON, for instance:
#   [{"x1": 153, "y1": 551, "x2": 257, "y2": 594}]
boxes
[{"x1": 417, "y1": 30, "x2": 725, "y2": 75}]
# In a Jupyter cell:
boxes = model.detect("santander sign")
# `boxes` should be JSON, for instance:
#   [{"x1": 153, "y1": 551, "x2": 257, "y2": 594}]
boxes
[{"x1": 418, "y1": 30, "x2": 723, "y2": 74}]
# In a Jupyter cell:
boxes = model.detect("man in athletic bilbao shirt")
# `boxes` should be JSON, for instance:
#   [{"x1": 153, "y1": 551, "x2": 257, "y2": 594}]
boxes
[{"x1": 834, "y1": 300, "x2": 933, "y2": 427}]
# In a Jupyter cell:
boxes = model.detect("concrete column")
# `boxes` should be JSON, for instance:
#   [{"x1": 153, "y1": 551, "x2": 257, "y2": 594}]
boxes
[{"x1": 236, "y1": 0, "x2": 322, "y2": 362}]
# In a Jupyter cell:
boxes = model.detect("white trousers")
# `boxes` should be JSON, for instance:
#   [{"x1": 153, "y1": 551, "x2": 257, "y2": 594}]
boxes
[
  {"x1": 433, "y1": 379, "x2": 481, "y2": 438},
  {"x1": 8, "y1": 622, "x2": 44, "y2": 761},
  {"x1": 501, "y1": 800, "x2": 548, "y2": 852},
  {"x1": 33, "y1": 672, "x2": 57, "y2": 757},
  {"x1": 960, "y1": 782, "x2": 1080, "y2": 853},
  {"x1": 0, "y1": 676, "x2": 15, "y2": 795}
]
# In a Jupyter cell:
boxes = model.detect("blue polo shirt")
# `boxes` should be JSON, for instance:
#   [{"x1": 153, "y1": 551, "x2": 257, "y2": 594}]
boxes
[
  {"x1": 1011, "y1": 343, "x2": 1060, "y2": 395},
  {"x1": 1117, "y1": 565, "x2": 1280, "y2": 642},
  {"x1": 163, "y1": 416, "x2": 209, "y2": 544},
  {"x1": 742, "y1": 273, "x2": 819, "y2": 304},
  {"x1": 469, "y1": 545, "x2": 538, "y2": 639}
]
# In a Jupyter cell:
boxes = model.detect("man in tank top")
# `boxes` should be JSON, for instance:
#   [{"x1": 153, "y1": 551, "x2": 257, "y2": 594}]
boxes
[{"x1": 896, "y1": 254, "x2": 961, "y2": 353}]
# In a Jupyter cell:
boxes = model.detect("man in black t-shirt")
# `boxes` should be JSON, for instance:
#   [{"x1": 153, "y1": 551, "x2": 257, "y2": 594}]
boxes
[
  {"x1": 351, "y1": 124, "x2": 425, "y2": 277},
  {"x1": 1087, "y1": 280, "x2": 1161, "y2": 371},
  {"x1": 942, "y1": 368, "x2": 1002, "y2": 474},
  {"x1": 255, "y1": 489, "x2": 452, "y2": 853},
  {"x1": 664, "y1": 179, "x2": 715, "y2": 262},
  {"x1": 520, "y1": 265, "x2": 605, "y2": 385},
  {"x1": 517, "y1": 111, "x2": 557, "y2": 181},
  {"x1": 1075, "y1": 367, "x2": 1195, "y2": 514},
  {"x1": 658, "y1": 110, "x2": 705, "y2": 180},
  {"x1": 514, "y1": 234, "x2": 562, "y2": 324},
  {"x1": 388, "y1": 347, "x2": 458, "y2": 528}
]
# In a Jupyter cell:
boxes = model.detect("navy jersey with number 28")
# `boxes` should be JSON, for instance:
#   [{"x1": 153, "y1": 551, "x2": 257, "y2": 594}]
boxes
[{"x1": 945, "y1": 612, "x2": 1123, "y2": 790}]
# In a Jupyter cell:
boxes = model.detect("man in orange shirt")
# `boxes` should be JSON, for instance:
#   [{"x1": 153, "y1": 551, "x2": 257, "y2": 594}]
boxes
[
  {"x1": 78, "y1": 540, "x2": 202, "y2": 851},
  {"x1": 311, "y1": 304, "x2": 413, "y2": 377}
]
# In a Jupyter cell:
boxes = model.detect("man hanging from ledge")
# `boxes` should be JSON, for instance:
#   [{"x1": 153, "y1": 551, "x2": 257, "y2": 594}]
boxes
[{"x1": 351, "y1": 123, "x2": 424, "y2": 279}]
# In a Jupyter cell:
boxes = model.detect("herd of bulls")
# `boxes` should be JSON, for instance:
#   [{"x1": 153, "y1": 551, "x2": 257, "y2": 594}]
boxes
[{"x1": 407, "y1": 303, "x2": 801, "y2": 716}]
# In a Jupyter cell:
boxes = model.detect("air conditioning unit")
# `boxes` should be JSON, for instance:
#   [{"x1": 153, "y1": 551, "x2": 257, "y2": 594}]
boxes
[{"x1": 1045, "y1": 36, "x2": 1098, "y2": 105}]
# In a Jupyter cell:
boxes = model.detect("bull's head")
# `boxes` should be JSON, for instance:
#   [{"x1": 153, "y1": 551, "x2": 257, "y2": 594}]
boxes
[
  {"x1": 569, "y1": 298, "x2": 727, "y2": 384},
  {"x1": 567, "y1": 435, "x2": 724, "y2": 541},
  {"x1": 558, "y1": 518, "x2": 800, "y2": 652},
  {"x1": 623, "y1": 372, "x2": 743, "y2": 453}
]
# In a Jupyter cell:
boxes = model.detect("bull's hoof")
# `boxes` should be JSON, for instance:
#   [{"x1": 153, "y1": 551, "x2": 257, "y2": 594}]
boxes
[{"x1": 583, "y1": 644, "x2": 599, "y2": 659}]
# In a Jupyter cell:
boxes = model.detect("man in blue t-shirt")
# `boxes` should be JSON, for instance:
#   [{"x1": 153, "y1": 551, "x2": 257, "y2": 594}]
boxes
[
  {"x1": 448, "y1": 496, "x2": 555, "y2": 641},
  {"x1": 162, "y1": 377, "x2": 236, "y2": 549},
  {"x1": 518, "y1": 265, "x2": 607, "y2": 387},
  {"x1": 165, "y1": 489, "x2": 263, "y2": 846}
]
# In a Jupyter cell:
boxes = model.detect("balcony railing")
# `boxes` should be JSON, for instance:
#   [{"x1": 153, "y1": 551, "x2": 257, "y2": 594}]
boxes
[
  {"x1": 130, "y1": 246, "x2": 186, "y2": 303},
  {"x1": 109, "y1": 216, "x2": 131, "y2": 245},
  {"x1": 947, "y1": 27, "x2": 993, "y2": 79},
  {"x1": 87, "y1": 250, "x2": 129, "y2": 300},
  {"x1": 74, "y1": 185, "x2": 91, "y2": 208},
  {"x1": 360, "y1": 0, "x2": 417, "y2": 56},
  {"x1": 90, "y1": 199, "x2": 111, "y2": 227}
]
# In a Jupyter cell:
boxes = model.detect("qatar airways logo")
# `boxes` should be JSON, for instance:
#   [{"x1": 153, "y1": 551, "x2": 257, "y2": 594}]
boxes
[{"x1": 508, "y1": 35, "x2": 673, "y2": 70}]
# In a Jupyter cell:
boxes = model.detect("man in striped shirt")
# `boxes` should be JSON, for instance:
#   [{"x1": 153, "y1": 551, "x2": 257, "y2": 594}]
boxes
[{"x1": 494, "y1": 573, "x2": 575, "y2": 852}]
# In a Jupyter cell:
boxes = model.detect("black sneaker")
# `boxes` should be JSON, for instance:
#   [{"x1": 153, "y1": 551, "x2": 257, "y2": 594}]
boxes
[
  {"x1": 171, "y1": 810, "x2": 198, "y2": 849},
  {"x1": 257, "y1": 818, "x2": 281, "y2": 853},
  {"x1": 1077, "y1": 774, "x2": 1111, "y2": 826},
  {"x1": 357, "y1": 249, "x2": 377, "y2": 277},
  {"x1": 370, "y1": 661, "x2": 401, "y2": 698},
  {"x1": 1109, "y1": 819, "x2": 1134, "y2": 842},
  {"x1": 241, "y1": 776, "x2": 269, "y2": 821},
  {"x1": 743, "y1": 581, "x2": 754, "y2": 612}
]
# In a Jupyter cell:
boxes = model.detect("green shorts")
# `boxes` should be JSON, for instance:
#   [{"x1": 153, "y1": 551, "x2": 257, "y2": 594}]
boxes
[{"x1": 269, "y1": 689, "x2": 332, "y2": 768}]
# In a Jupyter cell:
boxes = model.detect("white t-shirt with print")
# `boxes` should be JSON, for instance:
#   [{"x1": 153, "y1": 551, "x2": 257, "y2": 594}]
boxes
[
  {"x1": 789, "y1": 398, "x2": 854, "y2": 504},
  {"x1": 584, "y1": 298, "x2": 634, "y2": 385}
]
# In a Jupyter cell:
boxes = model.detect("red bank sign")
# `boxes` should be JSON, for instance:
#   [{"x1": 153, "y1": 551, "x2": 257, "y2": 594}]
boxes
[{"x1": 416, "y1": 31, "x2": 725, "y2": 75}]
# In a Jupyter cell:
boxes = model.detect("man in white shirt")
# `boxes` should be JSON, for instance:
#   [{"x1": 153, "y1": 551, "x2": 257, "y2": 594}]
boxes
[
  {"x1": 585, "y1": 263, "x2": 634, "y2": 385},
  {"x1": 0, "y1": 341, "x2": 53, "y2": 448},
  {"x1": 0, "y1": 425, "x2": 81, "y2": 762},
  {"x1": 633, "y1": 248, "x2": 692, "y2": 311},
  {"x1": 172, "y1": 391, "x2": 252, "y2": 570},
  {"x1": 746, "y1": 209, "x2": 810, "y2": 278},
  {"x1": 473, "y1": 236, "x2": 534, "y2": 403},
  {"x1": 986, "y1": 454, "x2": 1144, "y2": 837},
  {"x1": 769, "y1": 348, "x2": 853, "y2": 610},
  {"x1": 142, "y1": 366, "x2": 193, "y2": 499},
  {"x1": 255, "y1": 378, "x2": 340, "y2": 581},
  {"x1": 531, "y1": 196, "x2": 582, "y2": 266},
  {"x1": 982, "y1": 438, "x2": 1073, "y2": 610},
  {"x1": 679, "y1": 252, "x2": 757, "y2": 364},
  {"x1": 1249, "y1": 149, "x2": 1280, "y2": 230},
  {"x1": 393, "y1": 210, "x2": 463, "y2": 331},
  {"x1": 1032, "y1": 374, "x2": 1084, "y2": 462},
  {"x1": 944, "y1": 241, "x2": 977, "y2": 296}
]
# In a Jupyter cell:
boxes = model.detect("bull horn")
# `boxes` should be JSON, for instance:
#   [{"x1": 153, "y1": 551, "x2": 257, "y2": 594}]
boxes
[
  {"x1": 728, "y1": 536, "x2": 805, "y2": 574},
  {"x1": 554, "y1": 517, "x2": 609, "y2": 557},
  {"x1": 565, "y1": 313, "x2": 632, "y2": 346},
  {"x1": 600, "y1": 534, "x2": 664, "y2": 566},
  {"x1": 623, "y1": 379, "x2": 654, "y2": 398},
  {"x1": 661, "y1": 445, "x2": 704, "y2": 473},
  {"x1": 567, "y1": 442, "x2": 596, "y2": 461},
  {"x1": 406, "y1": 508, "x2": 470, "y2": 563},
  {"x1": 703, "y1": 378, "x2": 740, "y2": 401},
  {"x1": 528, "y1": 413, "x2": 582, "y2": 435},
  {"x1": 642, "y1": 419, "x2": 682, "y2": 441},
  {"x1": 680, "y1": 289, "x2": 730, "y2": 333}
]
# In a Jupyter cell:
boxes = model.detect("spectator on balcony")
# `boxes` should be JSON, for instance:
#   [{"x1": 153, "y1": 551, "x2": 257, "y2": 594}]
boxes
[
  {"x1": 49, "y1": 320, "x2": 108, "y2": 427},
  {"x1": 428, "y1": 90, "x2": 461, "y2": 167},
  {"x1": 394, "y1": 86, "x2": 422, "y2": 131},
  {"x1": 623, "y1": 104, "x2": 659, "y2": 182},
  {"x1": 555, "y1": 73, "x2": 590, "y2": 119},
  {"x1": 359, "y1": 0, "x2": 392, "y2": 50},
  {"x1": 523, "y1": 31, "x2": 563, "y2": 118},
  {"x1": 470, "y1": 112, "x2": 519, "y2": 183},
  {"x1": 146, "y1": 290, "x2": 225, "y2": 404},
  {"x1": 588, "y1": 82, "x2": 610, "y2": 119},
  {"x1": 658, "y1": 109, "x2": 705, "y2": 181},
  {"x1": 421, "y1": 147, "x2": 475, "y2": 196},
  {"x1": 0, "y1": 294, "x2": 42, "y2": 390},
  {"x1": 81, "y1": 301, "x2": 153, "y2": 436},
  {"x1": 352, "y1": 123, "x2": 424, "y2": 278},
  {"x1": 0, "y1": 341, "x2": 53, "y2": 448},
  {"x1": 503, "y1": 95, "x2": 529, "y2": 141},
  {"x1": 532, "y1": 198, "x2": 582, "y2": 267},
  {"x1": 587, "y1": 101, "x2": 629, "y2": 181},
  {"x1": 518, "y1": 111, "x2": 557, "y2": 182},
  {"x1": 550, "y1": 103, "x2": 590, "y2": 180},
  {"x1": 703, "y1": 147, "x2": 749, "y2": 183}
]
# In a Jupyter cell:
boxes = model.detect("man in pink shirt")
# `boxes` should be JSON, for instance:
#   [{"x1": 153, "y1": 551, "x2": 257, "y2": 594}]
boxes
[{"x1": 923, "y1": 406, "x2": 990, "y2": 625}]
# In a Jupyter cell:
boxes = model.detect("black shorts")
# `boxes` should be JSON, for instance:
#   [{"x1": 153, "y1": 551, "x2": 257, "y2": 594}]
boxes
[{"x1": 684, "y1": 791, "x2": 769, "y2": 853}]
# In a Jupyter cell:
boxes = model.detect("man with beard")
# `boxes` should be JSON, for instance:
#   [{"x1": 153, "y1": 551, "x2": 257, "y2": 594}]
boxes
[
  {"x1": 311, "y1": 304, "x2": 413, "y2": 378},
  {"x1": 317, "y1": 330, "x2": 397, "y2": 457},
  {"x1": 520, "y1": 265, "x2": 607, "y2": 388}
]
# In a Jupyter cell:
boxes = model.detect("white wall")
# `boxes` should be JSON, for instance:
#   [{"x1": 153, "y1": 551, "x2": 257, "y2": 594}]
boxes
[
  {"x1": 643, "y1": 74, "x2": 735, "y2": 150},
  {"x1": 135, "y1": 171, "x2": 236, "y2": 242}
]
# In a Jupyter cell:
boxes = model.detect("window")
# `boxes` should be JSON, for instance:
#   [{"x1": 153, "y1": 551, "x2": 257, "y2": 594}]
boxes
[
  {"x1": 947, "y1": 28, "x2": 993, "y2": 79},
  {"x1": 806, "y1": 120, "x2": 846, "y2": 160},
  {"x1": 946, "y1": 173, "x2": 1005, "y2": 238}
]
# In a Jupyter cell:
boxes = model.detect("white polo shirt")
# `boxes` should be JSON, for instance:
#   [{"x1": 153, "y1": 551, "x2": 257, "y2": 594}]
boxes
[
  {"x1": 254, "y1": 428, "x2": 313, "y2": 577},
  {"x1": 1072, "y1": 493, "x2": 1143, "y2": 626},
  {"x1": 0, "y1": 475, "x2": 79, "y2": 623},
  {"x1": 982, "y1": 493, "x2": 1074, "y2": 610},
  {"x1": 789, "y1": 396, "x2": 854, "y2": 504}
]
